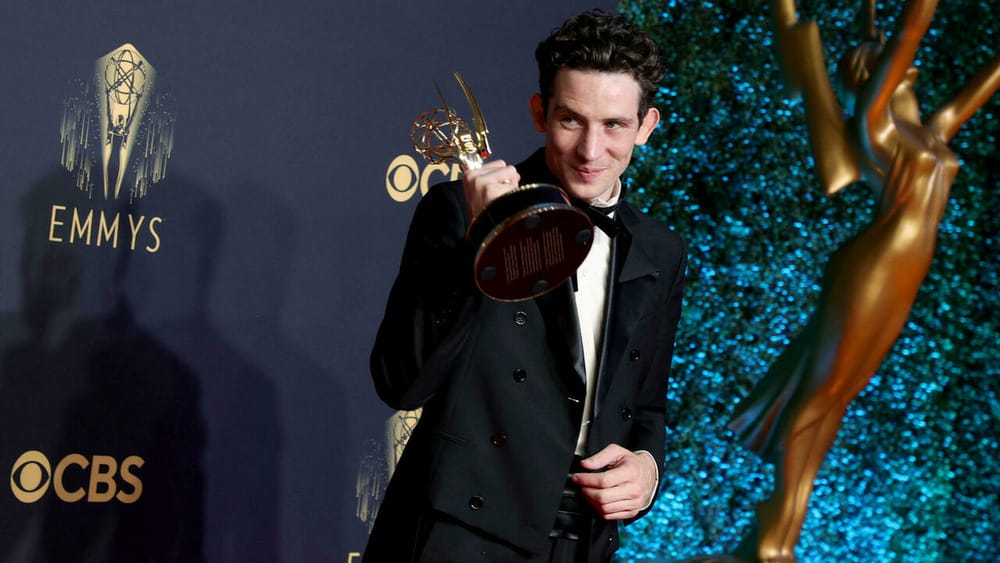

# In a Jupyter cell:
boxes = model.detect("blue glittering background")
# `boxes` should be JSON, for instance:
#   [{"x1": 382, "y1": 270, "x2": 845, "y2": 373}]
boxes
[{"x1": 617, "y1": 0, "x2": 999, "y2": 561}]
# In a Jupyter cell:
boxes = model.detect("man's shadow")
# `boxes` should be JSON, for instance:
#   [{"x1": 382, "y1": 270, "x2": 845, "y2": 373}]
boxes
[
  {"x1": 124, "y1": 174, "x2": 284, "y2": 563},
  {"x1": 210, "y1": 179, "x2": 357, "y2": 558}
]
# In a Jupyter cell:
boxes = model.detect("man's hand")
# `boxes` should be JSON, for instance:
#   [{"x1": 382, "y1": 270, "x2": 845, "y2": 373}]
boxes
[
  {"x1": 461, "y1": 160, "x2": 520, "y2": 220},
  {"x1": 571, "y1": 444, "x2": 658, "y2": 520}
]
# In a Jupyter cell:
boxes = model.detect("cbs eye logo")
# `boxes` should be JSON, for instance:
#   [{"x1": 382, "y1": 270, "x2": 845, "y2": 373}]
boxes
[
  {"x1": 385, "y1": 155, "x2": 462, "y2": 203},
  {"x1": 10, "y1": 450, "x2": 144, "y2": 504}
]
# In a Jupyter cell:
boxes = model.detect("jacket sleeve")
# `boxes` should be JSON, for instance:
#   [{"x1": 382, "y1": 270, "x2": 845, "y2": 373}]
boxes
[
  {"x1": 628, "y1": 235, "x2": 687, "y2": 521},
  {"x1": 369, "y1": 182, "x2": 481, "y2": 410}
]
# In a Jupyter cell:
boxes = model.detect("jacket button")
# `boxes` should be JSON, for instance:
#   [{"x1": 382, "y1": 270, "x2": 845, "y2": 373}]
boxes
[
  {"x1": 490, "y1": 432, "x2": 509, "y2": 447},
  {"x1": 469, "y1": 496, "x2": 485, "y2": 510},
  {"x1": 629, "y1": 349, "x2": 640, "y2": 361},
  {"x1": 621, "y1": 408, "x2": 633, "y2": 421},
  {"x1": 513, "y1": 311, "x2": 528, "y2": 325},
  {"x1": 513, "y1": 369, "x2": 527, "y2": 383}
]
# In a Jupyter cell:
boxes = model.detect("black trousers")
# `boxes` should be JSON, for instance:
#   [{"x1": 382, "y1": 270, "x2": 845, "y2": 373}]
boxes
[
  {"x1": 547, "y1": 457, "x2": 600, "y2": 562},
  {"x1": 547, "y1": 536, "x2": 590, "y2": 563}
]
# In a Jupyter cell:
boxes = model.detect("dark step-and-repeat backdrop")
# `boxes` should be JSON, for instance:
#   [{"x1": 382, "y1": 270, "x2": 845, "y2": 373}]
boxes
[{"x1": 0, "y1": 1, "x2": 614, "y2": 561}]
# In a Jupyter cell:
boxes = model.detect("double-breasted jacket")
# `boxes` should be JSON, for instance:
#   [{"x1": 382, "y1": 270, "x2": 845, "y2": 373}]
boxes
[{"x1": 365, "y1": 149, "x2": 686, "y2": 561}]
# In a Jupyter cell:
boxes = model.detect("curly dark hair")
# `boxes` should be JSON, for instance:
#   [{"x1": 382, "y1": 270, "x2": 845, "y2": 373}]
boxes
[{"x1": 535, "y1": 9, "x2": 665, "y2": 118}]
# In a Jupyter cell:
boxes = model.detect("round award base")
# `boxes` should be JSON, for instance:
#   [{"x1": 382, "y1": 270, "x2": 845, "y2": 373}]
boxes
[{"x1": 467, "y1": 183, "x2": 594, "y2": 302}]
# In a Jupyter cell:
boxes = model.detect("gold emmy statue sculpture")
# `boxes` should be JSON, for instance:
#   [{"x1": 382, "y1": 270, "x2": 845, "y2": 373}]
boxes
[
  {"x1": 727, "y1": 0, "x2": 1000, "y2": 560},
  {"x1": 410, "y1": 73, "x2": 594, "y2": 302}
]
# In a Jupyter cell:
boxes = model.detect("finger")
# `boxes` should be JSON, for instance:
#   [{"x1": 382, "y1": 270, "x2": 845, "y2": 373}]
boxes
[
  {"x1": 571, "y1": 471, "x2": 609, "y2": 490},
  {"x1": 579, "y1": 443, "x2": 629, "y2": 471},
  {"x1": 579, "y1": 485, "x2": 643, "y2": 520},
  {"x1": 477, "y1": 159, "x2": 509, "y2": 171},
  {"x1": 482, "y1": 165, "x2": 519, "y2": 187},
  {"x1": 574, "y1": 459, "x2": 640, "y2": 490},
  {"x1": 467, "y1": 168, "x2": 519, "y2": 194},
  {"x1": 589, "y1": 479, "x2": 647, "y2": 506},
  {"x1": 599, "y1": 507, "x2": 641, "y2": 520},
  {"x1": 572, "y1": 465, "x2": 633, "y2": 491},
  {"x1": 579, "y1": 475, "x2": 643, "y2": 500}
]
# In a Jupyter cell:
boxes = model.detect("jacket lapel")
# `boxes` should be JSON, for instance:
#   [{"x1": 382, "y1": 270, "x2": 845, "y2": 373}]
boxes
[
  {"x1": 593, "y1": 205, "x2": 660, "y2": 417},
  {"x1": 535, "y1": 282, "x2": 587, "y2": 394}
]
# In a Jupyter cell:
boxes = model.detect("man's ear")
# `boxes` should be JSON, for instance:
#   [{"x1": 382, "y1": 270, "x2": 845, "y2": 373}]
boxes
[
  {"x1": 635, "y1": 107, "x2": 660, "y2": 146},
  {"x1": 529, "y1": 94, "x2": 546, "y2": 132}
]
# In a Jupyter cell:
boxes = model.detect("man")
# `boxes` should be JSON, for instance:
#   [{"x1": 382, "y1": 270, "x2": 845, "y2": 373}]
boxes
[{"x1": 366, "y1": 9, "x2": 686, "y2": 562}]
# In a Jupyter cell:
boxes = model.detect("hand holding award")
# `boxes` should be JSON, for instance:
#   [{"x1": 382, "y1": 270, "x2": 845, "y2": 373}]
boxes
[{"x1": 410, "y1": 73, "x2": 594, "y2": 302}]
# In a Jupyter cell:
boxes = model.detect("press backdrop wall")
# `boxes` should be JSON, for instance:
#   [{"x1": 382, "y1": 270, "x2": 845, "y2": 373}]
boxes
[{"x1": 0, "y1": 1, "x2": 613, "y2": 561}]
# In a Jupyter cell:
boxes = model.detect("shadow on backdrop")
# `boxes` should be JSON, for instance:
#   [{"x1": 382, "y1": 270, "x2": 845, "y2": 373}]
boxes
[
  {"x1": 124, "y1": 173, "x2": 284, "y2": 563},
  {"x1": 212, "y1": 178, "x2": 356, "y2": 558}
]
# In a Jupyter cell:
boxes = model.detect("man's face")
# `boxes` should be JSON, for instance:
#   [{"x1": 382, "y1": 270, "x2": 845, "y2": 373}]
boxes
[{"x1": 531, "y1": 69, "x2": 660, "y2": 203}]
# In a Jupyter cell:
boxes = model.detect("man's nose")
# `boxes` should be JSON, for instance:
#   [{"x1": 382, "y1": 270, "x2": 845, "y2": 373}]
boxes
[{"x1": 576, "y1": 127, "x2": 601, "y2": 160}]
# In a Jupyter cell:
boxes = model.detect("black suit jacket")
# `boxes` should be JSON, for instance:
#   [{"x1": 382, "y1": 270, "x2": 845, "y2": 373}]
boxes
[{"x1": 366, "y1": 149, "x2": 686, "y2": 561}]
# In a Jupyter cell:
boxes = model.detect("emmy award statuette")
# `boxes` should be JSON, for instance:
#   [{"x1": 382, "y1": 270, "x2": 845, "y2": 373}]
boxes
[{"x1": 410, "y1": 73, "x2": 594, "y2": 302}]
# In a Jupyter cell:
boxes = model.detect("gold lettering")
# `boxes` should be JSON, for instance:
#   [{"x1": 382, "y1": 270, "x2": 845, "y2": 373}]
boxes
[
  {"x1": 128, "y1": 214, "x2": 145, "y2": 251},
  {"x1": 70, "y1": 208, "x2": 94, "y2": 245},
  {"x1": 49, "y1": 205, "x2": 67, "y2": 242},
  {"x1": 387, "y1": 155, "x2": 464, "y2": 203},
  {"x1": 420, "y1": 162, "x2": 459, "y2": 197},
  {"x1": 116, "y1": 456, "x2": 144, "y2": 504},
  {"x1": 54, "y1": 454, "x2": 88, "y2": 503},
  {"x1": 97, "y1": 212, "x2": 120, "y2": 248},
  {"x1": 87, "y1": 455, "x2": 117, "y2": 503},
  {"x1": 46, "y1": 205, "x2": 164, "y2": 255},
  {"x1": 146, "y1": 217, "x2": 162, "y2": 253}
]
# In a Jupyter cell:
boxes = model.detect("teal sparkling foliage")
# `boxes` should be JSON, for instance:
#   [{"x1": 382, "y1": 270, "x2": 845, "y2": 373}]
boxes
[{"x1": 616, "y1": 0, "x2": 999, "y2": 561}]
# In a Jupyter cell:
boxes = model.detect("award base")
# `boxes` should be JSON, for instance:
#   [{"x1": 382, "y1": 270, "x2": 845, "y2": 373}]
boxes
[{"x1": 468, "y1": 183, "x2": 593, "y2": 302}]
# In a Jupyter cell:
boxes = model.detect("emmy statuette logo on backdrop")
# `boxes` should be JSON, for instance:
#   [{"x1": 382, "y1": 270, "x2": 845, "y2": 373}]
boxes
[{"x1": 48, "y1": 43, "x2": 175, "y2": 253}]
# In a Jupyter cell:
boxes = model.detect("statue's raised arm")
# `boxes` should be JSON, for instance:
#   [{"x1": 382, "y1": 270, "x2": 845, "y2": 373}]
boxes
[
  {"x1": 772, "y1": 0, "x2": 860, "y2": 194},
  {"x1": 928, "y1": 52, "x2": 1000, "y2": 142},
  {"x1": 853, "y1": 0, "x2": 935, "y2": 139}
]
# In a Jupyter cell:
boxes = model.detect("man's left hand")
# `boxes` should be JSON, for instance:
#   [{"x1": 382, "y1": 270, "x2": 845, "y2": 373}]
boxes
[{"x1": 571, "y1": 444, "x2": 658, "y2": 520}]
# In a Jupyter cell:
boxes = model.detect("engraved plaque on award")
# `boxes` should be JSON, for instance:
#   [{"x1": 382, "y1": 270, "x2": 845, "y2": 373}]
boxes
[{"x1": 410, "y1": 73, "x2": 593, "y2": 302}]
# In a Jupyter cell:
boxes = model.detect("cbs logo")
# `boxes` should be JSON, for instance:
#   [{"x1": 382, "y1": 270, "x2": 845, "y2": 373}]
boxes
[
  {"x1": 385, "y1": 155, "x2": 462, "y2": 203},
  {"x1": 10, "y1": 450, "x2": 144, "y2": 504}
]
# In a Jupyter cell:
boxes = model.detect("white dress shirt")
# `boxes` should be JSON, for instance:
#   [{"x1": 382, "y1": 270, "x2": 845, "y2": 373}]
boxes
[{"x1": 571, "y1": 181, "x2": 659, "y2": 509}]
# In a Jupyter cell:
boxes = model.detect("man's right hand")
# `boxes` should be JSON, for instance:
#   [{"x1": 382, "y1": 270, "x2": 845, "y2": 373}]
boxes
[{"x1": 461, "y1": 160, "x2": 521, "y2": 221}]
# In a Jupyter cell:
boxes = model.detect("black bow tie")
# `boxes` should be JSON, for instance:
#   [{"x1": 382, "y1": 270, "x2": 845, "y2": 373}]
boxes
[
  {"x1": 571, "y1": 199, "x2": 621, "y2": 237},
  {"x1": 568, "y1": 200, "x2": 620, "y2": 293}
]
